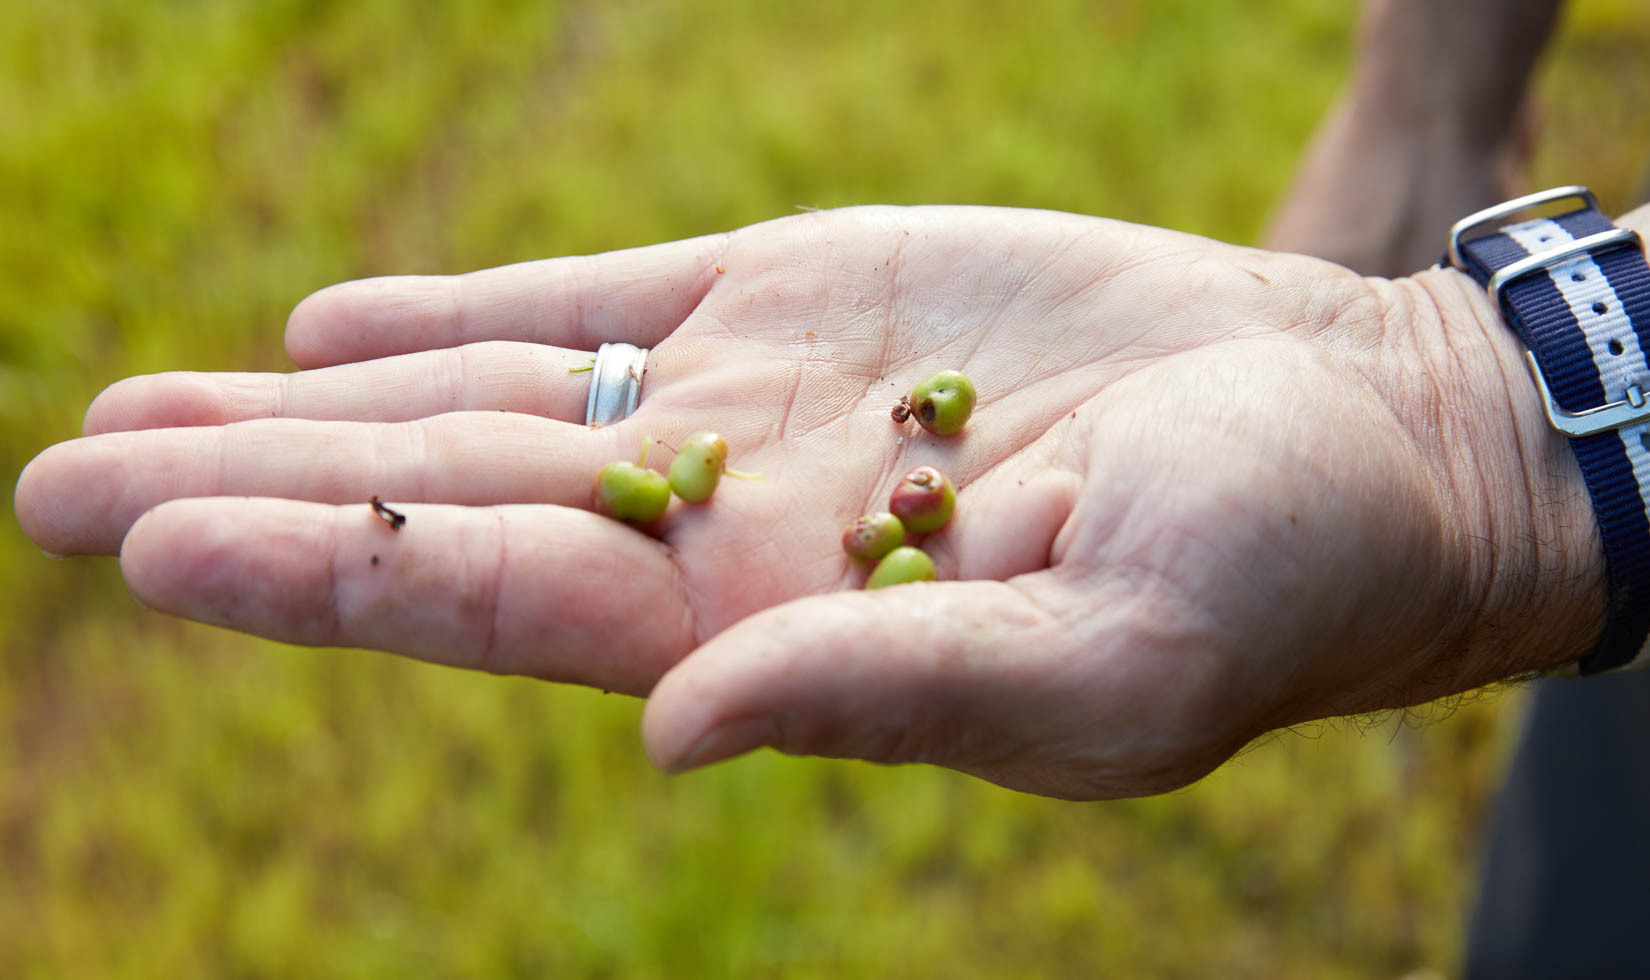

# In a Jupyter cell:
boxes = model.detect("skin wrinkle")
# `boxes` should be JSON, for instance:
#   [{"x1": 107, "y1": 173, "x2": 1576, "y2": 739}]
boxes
[
  {"x1": 813, "y1": 232, "x2": 846, "y2": 357},
  {"x1": 609, "y1": 239, "x2": 727, "y2": 359},
  {"x1": 546, "y1": 344, "x2": 579, "y2": 417},
  {"x1": 1056, "y1": 569, "x2": 1244, "y2": 748},
  {"x1": 788, "y1": 544, "x2": 861, "y2": 596},
  {"x1": 789, "y1": 371, "x2": 873, "y2": 447},
  {"x1": 478, "y1": 508, "x2": 508, "y2": 675},
  {"x1": 451, "y1": 342, "x2": 472, "y2": 415},
  {"x1": 1408, "y1": 270, "x2": 1579, "y2": 675},
  {"x1": 1106, "y1": 494, "x2": 1280, "y2": 645},
  {"x1": 1026, "y1": 309, "x2": 1092, "y2": 366},
  {"x1": 1060, "y1": 371, "x2": 1387, "y2": 729},
  {"x1": 1076, "y1": 223, "x2": 1175, "y2": 286},
  {"x1": 1359, "y1": 252, "x2": 1613, "y2": 688},
  {"x1": 1023, "y1": 226, "x2": 1098, "y2": 301},
  {"x1": 209, "y1": 424, "x2": 230, "y2": 500},
  {"x1": 877, "y1": 228, "x2": 907, "y2": 381},
  {"x1": 272, "y1": 370, "x2": 288, "y2": 421},
  {"x1": 772, "y1": 358, "x2": 804, "y2": 445},
  {"x1": 1024, "y1": 678, "x2": 1244, "y2": 796},
  {"x1": 1029, "y1": 261, "x2": 1118, "y2": 345},
  {"x1": 323, "y1": 505, "x2": 343, "y2": 647},
  {"x1": 987, "y1": 340, "x2": 1156, "y2": 440},
  {"x1": 405, "y1": 416, "x2": 433, "y2": 505},
  {"x1": 851, "y1": 369, "x2": 894, "y2": 460},
  {"x1": 1400, "y1": 277, "x2": 1506, "y2": 639},
  {"x1": 809, "y1": 303, "x2": 888, "y2": 383},
  {"x1": 676, "y1": 307, "x2": 746, "y2": 354},
  {"x1": 668, "y1": 540, "x2": 718, "y2": 650},
  {"x1": 449, "y1": 272, "x2": 472, "y2": 348},
  {"x1": 853, "y1": 706, "x2": 972, "y2": 768},
  {"x1": 567, "y1": 256, "x2": 591, "y2": 348},
  {"x1": 1280, "y1": 281, "x2": 1497, "y2": 690},
  {"x1": 767, "y1": 597, "x2": 974, "y2": 764},
  {"x1": 954, "y1": 305, "x2": 994, "y2": 371},
  {"x1": 1006, "y1": 574, "x2": 1079, "y2": 643},
  {"x1": 663, "y1": 551, "x2": 700, "y2": 672},
  {"x1": 1339, "y1": 286, "x2": 1485, "y2": 577}
]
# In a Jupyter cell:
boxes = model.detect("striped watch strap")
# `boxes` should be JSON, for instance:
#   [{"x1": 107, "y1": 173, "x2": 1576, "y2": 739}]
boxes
[{"x1": 1448, "y1": 187, "x2": 1650, "y2": 674}]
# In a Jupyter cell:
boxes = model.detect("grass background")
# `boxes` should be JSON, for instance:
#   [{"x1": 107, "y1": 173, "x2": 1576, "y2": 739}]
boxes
[{"x1": 4, "y1": 0, "x2": 1649, "y2": 976}]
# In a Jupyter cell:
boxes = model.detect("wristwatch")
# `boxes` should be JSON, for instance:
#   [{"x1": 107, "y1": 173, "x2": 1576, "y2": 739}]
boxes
[{"x1": 1445, "y1": 186, "x2": 1650, "y2": 674}]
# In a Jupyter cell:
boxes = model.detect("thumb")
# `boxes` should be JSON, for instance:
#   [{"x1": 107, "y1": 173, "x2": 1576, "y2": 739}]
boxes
[{"x1": 641, "y1": 575, "x2": 1100, "y2": 796}]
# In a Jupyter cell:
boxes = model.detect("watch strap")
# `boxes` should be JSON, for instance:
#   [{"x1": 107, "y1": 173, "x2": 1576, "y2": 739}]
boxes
[{"x1": 1448, "y1": 188, "x2": 1650, "y2": 673}]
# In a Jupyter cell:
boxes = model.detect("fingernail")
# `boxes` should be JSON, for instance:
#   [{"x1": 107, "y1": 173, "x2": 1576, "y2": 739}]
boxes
[{"x1": 668, "y1": 716, "x2": 779, "y2": 773}]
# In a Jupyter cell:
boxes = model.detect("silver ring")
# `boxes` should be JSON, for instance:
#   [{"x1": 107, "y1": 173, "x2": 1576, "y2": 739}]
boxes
[{"x1": 585, "y1": 342, "x2": 649, "y2": 426}]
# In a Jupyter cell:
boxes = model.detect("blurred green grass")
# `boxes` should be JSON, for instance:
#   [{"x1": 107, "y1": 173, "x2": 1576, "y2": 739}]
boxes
[{"x1": 3, "y1": 1, "x2": 1648, "y2": 976}]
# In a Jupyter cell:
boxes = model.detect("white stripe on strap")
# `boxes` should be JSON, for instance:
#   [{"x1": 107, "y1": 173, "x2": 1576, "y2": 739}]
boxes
[{"x1": 1506, "y1": 217, "x2": 1650, "y2": 669}]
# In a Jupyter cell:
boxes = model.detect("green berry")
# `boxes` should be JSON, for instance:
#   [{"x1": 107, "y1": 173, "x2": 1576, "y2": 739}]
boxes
[
  {"x1": 592, "y1": 461, "x2": 670, "y2": 523},
  {"x1": 909, "y1": 369, "x2": 976, "y2": 436},
  {"x1": 667, "y1": 431, "x2": 730, "y2": 503},
  {"x1": 888, "y1": 465, "x2": 956, "y2": 534},
  {"x1": 842, "y1": 512, "x2": 906, "y2": 567},
  {"x1": 865, "y1": 546, "x2": 936, "y2": 588}
]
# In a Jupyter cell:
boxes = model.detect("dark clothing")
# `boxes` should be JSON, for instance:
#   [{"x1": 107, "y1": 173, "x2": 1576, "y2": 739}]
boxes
[{"x1": 1466, "y1": 669, "x2": 1650, "y2": 978}]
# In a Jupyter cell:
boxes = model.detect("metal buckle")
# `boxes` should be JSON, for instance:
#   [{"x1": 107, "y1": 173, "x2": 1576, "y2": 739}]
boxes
[
  {"x1": 1493, "y1": 227, "x2": 1646, "y2": 438},
  {"x1": 1443, "y1": 185, "x2": 1649, "y2": 437},
  {"x1": 1524, "y1": 352, "x2": 1650, "y2": 438},
  {"x1": 1445, "y1": 184, "x2": 1600, "y2": 270}
]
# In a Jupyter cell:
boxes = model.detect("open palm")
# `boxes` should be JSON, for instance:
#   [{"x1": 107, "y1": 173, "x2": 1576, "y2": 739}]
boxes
[{"x1": 15, "y1": 205, "x2": 1587, "y2": 799}]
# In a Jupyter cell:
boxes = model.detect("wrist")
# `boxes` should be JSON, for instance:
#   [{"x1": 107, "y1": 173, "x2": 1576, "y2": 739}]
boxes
[
  {"x1": 1377, "y1": 202, "x2": 1650, "y2": 682},
  {"x1": 1396, "y1": 263, "x2": 1605, "y2": 680}
]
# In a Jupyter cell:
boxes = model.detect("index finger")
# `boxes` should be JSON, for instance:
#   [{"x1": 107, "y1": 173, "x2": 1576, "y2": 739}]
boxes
[
  {"x1": 119, "y1": 497, "x2": 697, "y2": 696},
  {"x1": 285, "y1": 232, "x2": 731, "y2": 368}
]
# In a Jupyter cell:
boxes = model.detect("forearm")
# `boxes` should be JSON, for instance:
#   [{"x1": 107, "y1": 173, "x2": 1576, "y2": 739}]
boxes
[
  {"x1": 1265, "y1": 0, "x2": 1563, "y2": 277},
  {"x1": 1349, "y1": 0, "x2": 1564, "y2": 142}
]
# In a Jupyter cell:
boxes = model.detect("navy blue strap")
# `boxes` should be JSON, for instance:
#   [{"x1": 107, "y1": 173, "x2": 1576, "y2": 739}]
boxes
[{"x1": 1454, "y1": 205, "x2": 1650, "y2": 673}]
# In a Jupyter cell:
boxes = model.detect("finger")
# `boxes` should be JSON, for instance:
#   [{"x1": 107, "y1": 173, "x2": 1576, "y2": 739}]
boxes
[
  {"x1": 921, "y1": 465, "x2": 1080, "y2": 584},
  {"x1": 17, "y1": 412, "x2": 632, "y2": 556},
  {"x1": 640, "y1": 577, "x2": 1099, "y2": 796},
  {"x1": 285, "y1": 233, "x2": 730, "y2": 368},
  {"x1": 642, "y1": 576, "x2": 1243, "y2": 799},
  {"x1": 119, "y1": 497, "x2": 694, "y2": 695},
  {"x1": 83, "y1": 341, "x2": 599, "y2": 435}
]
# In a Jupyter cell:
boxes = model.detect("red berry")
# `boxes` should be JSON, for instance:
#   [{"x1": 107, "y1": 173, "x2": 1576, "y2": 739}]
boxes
[{"x1": 888, "y1": 465, "x2": 955, "y2": 534}]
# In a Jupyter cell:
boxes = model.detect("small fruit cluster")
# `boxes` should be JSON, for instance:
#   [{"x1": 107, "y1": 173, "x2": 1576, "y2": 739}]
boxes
[
  {"x1": 588, "y1": 368, "x2": 975, "y2": 593},
  {"x1": 842, "y1": 464, "x2": 957, "y2": 588},
  {"x1": 591, "y1": 431, "x2": 733, "y2": 524},
  {"x1": 844, "y1": 369, "x2": 976, "y2": 587}
]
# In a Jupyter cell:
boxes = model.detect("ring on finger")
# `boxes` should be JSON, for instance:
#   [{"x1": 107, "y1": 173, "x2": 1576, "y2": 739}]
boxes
[{"x1": 585, "y1": 342, "x2": 648, "y2": 426}]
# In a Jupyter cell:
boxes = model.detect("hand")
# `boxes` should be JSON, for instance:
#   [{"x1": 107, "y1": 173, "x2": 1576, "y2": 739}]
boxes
[{"x1": 13, "y1": 205, "x2": 1611, "y2": 799}]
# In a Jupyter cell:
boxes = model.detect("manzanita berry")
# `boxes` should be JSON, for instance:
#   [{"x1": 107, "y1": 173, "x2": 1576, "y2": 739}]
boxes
[
  {"x1": 909, "y1": 370, "x2": 975, "y2": 436},
  {"x1": 842, "y1": 511, "x2": 906, "y2": 567},
  {"x1": 888, "y1": 465, "x2": 956, "y2": 534},
  {"x1": 667, "y1": 430, "x2": 730, "y2": 503},
  {"x1": 592, "y1": 461, "x2": 670, "y2": 523},
  {"x1": 865, "y1": 546, "x2": 936, "y2": 589}
]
